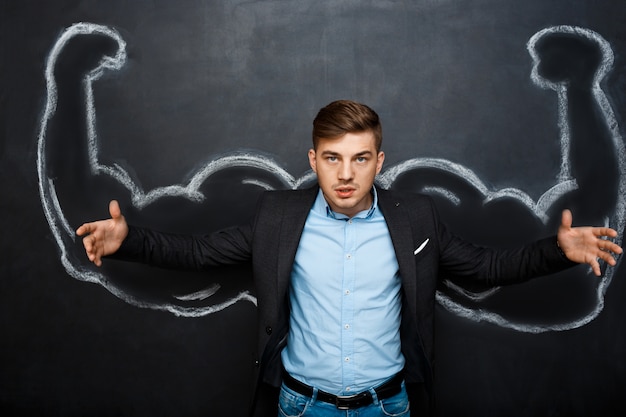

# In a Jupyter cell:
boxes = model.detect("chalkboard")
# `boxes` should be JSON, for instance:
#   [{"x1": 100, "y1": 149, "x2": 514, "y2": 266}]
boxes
[{"x1": 2, "y1": 1, "x2": 626, "y2": 416}]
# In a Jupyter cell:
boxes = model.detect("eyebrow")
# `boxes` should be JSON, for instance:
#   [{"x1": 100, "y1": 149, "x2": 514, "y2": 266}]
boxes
[{"x1": 320, "y1": 150, "x2": 373, "y2": 158}]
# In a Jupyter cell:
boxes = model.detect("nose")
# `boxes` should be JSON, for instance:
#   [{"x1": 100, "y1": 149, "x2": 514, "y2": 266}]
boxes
[{"x1": 338, "y1": 161, "x2": 354, "y2": 181}]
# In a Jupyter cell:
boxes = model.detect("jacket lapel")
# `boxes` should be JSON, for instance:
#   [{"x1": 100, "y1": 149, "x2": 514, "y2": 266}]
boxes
[
  {"x1": 377, "y1": 189, "x2": 419, "y2": 316},
  {"x1": 276, "y1": 187, "x2": 318, "y2": 296}
]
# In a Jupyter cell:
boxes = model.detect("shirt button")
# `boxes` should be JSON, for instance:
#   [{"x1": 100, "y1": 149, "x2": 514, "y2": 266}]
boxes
[
  {"x1": 344, "y1": 324, "x2": 350, "y2": 330},
  {"x1": 265, "y1": 326, "x2": 272, "y2": 335},
  {"x1": 346, "y1": 254, "x2": 352, "y2": 260},
  {"x1": 346, "y1": 387, "x2": 352, "y2": 392},
  {"x1": 345, "y1": 290, "x2": 350, "y2": 295},
  {"x1": 345, "y1": 357, "x2": 350, "y2": 362}
]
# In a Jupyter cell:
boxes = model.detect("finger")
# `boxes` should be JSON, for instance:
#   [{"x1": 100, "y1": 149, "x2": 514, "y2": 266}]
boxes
[
  {"x1": 590, "y1": 258, "x2": 602, "y2": 276},
  {"x1": 560, "y1": 209, "x2": 573, "y2": 229},
  {"x1": 593, "y1": 227, "x2": 618, "y2": 238},
  {"x1": 592, "y1": 235, "x2": 622, "y2": 255},
  {"x1": 82, "y1": 234, "x2": 94, "y2": 253},
  {"x1": 597, "y1": 250, "x2": 618, "y2": 266},
  {"x1": 109, "y1": 200, "x2": 121, "y2": 219},
  {"x1": 83, "y1": 242, "x2": 99, "y2": 265},
  {"x1": 76, "y1": 222, "x2": 94, "y2": 236},
  {"x1": 601, "y1": 240, "x2": 623, "y2": 255},
  {"x1": 85, "y1": 239, "x2": 102, "y2": 267}
]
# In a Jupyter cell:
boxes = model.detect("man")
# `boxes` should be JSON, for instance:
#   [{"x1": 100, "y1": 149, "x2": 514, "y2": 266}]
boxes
[{"x1": 77, "y1": 100, "x2": 622, "y2": 416}]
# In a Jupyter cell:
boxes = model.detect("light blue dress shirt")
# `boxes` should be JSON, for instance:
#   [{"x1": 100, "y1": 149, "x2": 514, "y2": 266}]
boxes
[{"x1": 281, "y1": 187, "x2": 404, "y2": 395}]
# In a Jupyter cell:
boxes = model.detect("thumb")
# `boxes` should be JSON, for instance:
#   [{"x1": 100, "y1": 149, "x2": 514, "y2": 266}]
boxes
[
  {"x1": 109, "y1": 200, "x2": 122, "y2": 220},
  {"x1": 560, "y1": 209, "x2": 573, "y2": 230}
]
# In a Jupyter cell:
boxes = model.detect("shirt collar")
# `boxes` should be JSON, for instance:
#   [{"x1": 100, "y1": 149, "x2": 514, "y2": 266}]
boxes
[{"x1": 314, "y1": 186, "x2": 379, "y2": 220}]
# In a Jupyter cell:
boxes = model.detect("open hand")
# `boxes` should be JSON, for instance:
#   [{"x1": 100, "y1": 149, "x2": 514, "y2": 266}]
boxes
[
  {"x1": 76, "y1": 200, "x2": 128, "y2": 266},
  {"x1": 557, "y1": 209, "x2": 623, "y2": 276}
]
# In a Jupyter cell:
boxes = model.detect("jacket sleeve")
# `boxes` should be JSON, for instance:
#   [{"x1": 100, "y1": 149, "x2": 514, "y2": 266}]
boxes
[
  {"x1": 110, "y1": 222, "x2": 253, "y2": 271},
  {"x1": 427, "y1": 199, "x2": 578, "y2": 285}
]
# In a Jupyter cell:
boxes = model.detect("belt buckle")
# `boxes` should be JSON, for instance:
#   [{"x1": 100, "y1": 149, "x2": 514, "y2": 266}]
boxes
[
  {"x1": 335, "y1": 394, "x2": 357, "y2": 410},
  {"x1": 335, "y1": 392, "x2": 370, "y2": 410}
]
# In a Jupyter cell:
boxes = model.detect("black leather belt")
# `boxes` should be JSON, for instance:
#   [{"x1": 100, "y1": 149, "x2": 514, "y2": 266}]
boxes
[{"x1": 282, "y1": 371, "x2": 404, "y2": 410}]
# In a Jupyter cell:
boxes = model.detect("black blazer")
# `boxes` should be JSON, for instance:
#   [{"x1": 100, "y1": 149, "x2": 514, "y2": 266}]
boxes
[{"x1": 117, "y1": 186, "x2": 574, "y2": 414}]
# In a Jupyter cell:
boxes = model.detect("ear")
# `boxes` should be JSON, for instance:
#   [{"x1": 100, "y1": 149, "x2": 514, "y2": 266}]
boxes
[
  {"x1": 308, "y1": 149, "x2": 317, "y2": 173},
  {"x1": 375, "y1": 151, "x2": 385, "y2": 174}
]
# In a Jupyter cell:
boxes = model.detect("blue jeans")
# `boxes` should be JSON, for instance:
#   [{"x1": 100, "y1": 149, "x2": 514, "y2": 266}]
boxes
[{"x1": 277, "y1": 382, "x2": 410, "y2": 417}]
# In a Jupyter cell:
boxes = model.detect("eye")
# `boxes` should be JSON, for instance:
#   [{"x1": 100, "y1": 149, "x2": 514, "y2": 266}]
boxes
[
  {"x1": 327, "y1": 156, "x2": 338, "y2": 162},
  {"x1": 356, "y1": 156, "x2": 367, "y2": 163}
]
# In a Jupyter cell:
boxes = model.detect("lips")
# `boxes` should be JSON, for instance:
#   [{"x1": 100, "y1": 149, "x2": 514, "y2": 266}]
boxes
[{"x1": 335, "y1": 187, "x2": 356, "y2": 198}]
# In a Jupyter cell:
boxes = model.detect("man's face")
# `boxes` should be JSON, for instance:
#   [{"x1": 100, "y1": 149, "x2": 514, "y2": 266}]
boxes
[{"x1": 308, "y1": 131, "x2": 385, "y2": 218}]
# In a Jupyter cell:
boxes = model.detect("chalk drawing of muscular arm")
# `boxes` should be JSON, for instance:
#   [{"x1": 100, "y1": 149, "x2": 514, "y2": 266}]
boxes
[
  {"x1": 380, "y1": 26, "x2": 625, "y2": 332},
  {"x1": 38, "y1": 23, "x2": 624, "y2": 329},
  {"x1": 36, "y1": 23, "x2": 305, "y2": 317}
]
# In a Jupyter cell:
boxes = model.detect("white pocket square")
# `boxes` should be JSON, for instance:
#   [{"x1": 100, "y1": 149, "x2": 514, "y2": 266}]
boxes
[{"x1": 414, "y1": 238, "x2": 430, "y2": 255}]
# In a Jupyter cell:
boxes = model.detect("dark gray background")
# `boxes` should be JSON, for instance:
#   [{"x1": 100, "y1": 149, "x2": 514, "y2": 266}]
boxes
[{"x1": 2, "y1": 1, "x2": 625, "y2": 416}]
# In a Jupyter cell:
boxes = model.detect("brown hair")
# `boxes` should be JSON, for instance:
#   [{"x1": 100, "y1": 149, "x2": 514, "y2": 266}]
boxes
[{"x1": 312, "y1": 100, "x2": 383, "y2": 151}]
